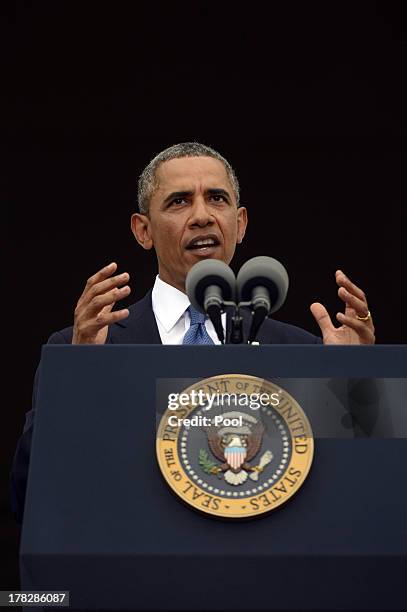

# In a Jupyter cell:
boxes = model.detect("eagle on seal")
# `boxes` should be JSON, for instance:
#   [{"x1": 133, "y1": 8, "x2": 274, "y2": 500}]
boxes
[{"x1": 203, "y1": 411, "x2": 273, "y2": 485}]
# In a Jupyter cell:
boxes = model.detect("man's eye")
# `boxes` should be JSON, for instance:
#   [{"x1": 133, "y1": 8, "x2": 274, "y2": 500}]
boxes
[
  {"x1": 171, "y1": 198, "x2": 187, "y2": 206},
  {"x1": 210, "y1": 195, "x2": 226, "y2": 203}
]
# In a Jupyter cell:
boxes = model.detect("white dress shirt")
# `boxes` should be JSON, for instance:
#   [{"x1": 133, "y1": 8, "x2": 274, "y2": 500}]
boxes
[{"x1": 151, "y1": 275, "x2": 226, "y2": 345}]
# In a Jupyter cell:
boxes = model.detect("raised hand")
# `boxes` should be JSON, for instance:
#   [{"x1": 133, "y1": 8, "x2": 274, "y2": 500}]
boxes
[
  {"x1": 310, "y1": 270, "x2": 375, "y2": 345},
  {"x1": 72, "y1": 262, "x2": 130, "y2": 344}
]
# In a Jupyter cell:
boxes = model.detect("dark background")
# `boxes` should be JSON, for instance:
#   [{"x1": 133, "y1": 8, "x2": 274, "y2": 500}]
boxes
[{"x1": 3, "y1": 0, "x2": 406, "y2": 593}]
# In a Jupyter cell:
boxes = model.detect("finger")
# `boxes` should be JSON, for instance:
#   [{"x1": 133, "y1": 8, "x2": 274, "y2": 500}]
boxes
[
  {"x1": 337, "y1": 286, "x2": 371, "y2": 320},
  {"x1": 81, "y1": 308, "x2": 130, "y2": 334},
  {"x1": 335, "y1": 270, "x2": 367, "y2": 303},
  {"x1": 100, "y1": 302, "x2": 115, "y2": 315},
  {"x1": 85, "y1": 285, "x2": 131, "y2": 316},
  {"x1": 79, "y1": 272, "x2": 130, "y2": 306},
  {"x1": 77, "y1": 262, "x2": 117, "y2": 303},
  {"x1": 310, "y1": 302, "x2": 336, "y2": 335},
  {"x1": 336, "y1": 312, "x2": 375, "y2": 343},
  {"x1": 86, "y1": 261, "x2": 118, "y2": 288},
  {"x1": 96, "y1": 300, "x2": 121, "y2": 320}
]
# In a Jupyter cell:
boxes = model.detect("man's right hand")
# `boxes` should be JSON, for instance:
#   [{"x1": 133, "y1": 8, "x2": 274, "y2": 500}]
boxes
[{"x1": 72, "y1": 262, "x2": 130, "y2": 344}]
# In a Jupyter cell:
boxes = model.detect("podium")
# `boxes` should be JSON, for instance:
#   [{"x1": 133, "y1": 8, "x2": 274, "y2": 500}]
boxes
[{"x1": 20, "y1": 345, "x2": 407, "y2": 610}]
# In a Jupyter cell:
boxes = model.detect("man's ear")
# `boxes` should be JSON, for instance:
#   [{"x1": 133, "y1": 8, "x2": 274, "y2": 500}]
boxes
[
  {"x1": 130, "y1": 213, "x2": 154, "y2": 250},
  {"x1": 236, "y1": 206, "x2": 248, "y2": 244}
]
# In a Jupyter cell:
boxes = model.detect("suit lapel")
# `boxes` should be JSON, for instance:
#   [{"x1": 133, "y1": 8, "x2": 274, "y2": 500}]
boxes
[{"x1": 108, "y1": 290, "x2": 162, "y2": 344}]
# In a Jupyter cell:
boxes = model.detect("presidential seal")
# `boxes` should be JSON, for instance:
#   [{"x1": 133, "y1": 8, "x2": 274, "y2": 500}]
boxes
[{"x1": 156, "y1": 374, "x2": 314, "y2": 519}]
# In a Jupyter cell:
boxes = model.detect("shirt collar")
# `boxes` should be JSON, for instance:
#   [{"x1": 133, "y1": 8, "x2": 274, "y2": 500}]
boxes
[{"x1": 151, "y1": 275, "x2": 190, "y2": 333}]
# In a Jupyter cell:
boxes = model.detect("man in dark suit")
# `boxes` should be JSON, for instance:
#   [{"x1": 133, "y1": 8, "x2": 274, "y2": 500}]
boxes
[{"x1": 11, "y1": 142, "x2": 375, "y2": 522}]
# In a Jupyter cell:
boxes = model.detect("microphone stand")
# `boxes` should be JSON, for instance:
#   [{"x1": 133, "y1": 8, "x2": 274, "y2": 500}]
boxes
[
  {"x1": 229, "y1": 306, "x2": 244, "y2": 344},
  {"x1": 204, "y1": 288, "x2": 253, "y2": 345},
  {"x1": 222, "y1": 300, "x2": 253, "y2": 344},
  {"x1": 224, "y1": 296, "x2": 271, "y2": 344},
  {"x1": 205, "y1": 295, "x2": 270, "y2": 345}
]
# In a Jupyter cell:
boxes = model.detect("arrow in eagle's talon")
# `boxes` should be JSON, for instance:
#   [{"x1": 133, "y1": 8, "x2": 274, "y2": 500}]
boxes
[{"x1": 249, "y1": 450, "x2": 273, "y2": 481}]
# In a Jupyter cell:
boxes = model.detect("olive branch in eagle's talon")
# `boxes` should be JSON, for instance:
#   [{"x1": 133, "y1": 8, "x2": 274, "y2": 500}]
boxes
[{"x1": 199, "y1": 449, "x2": 222, "y2": 477}]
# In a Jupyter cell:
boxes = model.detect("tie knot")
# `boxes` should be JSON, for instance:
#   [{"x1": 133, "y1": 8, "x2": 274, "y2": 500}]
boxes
[
  {"x1": 188, "y1": 305, "x2": 206, "y2": 326},
  {"x1": 182, "y1": 305, "x2": 214, "y2": 345}
]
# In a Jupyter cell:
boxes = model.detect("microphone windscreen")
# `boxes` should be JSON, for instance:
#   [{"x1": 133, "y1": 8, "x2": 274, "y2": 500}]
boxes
[
  {"x1": 236, "y1": 256, "x2": 289, "y2": 314},
  {"x1": 186, "y1": 259, "x2": 236, "y2": 313}
]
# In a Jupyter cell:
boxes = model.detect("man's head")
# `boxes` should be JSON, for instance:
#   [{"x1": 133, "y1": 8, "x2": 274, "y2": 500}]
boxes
[{"x1": 131, "y1": 143, "x2": 248, "y2": 292}]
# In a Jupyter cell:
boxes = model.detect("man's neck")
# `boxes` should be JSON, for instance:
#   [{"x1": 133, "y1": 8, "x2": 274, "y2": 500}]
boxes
[{"x1": 157, "y1": 271, "x2": 186, "y2": 294}]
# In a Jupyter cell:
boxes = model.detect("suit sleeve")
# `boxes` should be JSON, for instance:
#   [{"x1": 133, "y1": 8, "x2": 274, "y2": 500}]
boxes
[{"x1": 10, "y1": 331, "x2": 70, "y2": 524}]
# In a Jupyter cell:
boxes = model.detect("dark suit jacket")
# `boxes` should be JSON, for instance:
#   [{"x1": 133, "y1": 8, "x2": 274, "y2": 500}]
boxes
[{"x1": 10, "y1": 291, "x2": 321, "y2": 523}]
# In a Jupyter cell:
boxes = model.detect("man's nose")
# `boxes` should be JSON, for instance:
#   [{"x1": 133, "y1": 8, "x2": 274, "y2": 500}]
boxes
[{"x1": 188, "y1": 196, "x2": 214, "y2": 227}]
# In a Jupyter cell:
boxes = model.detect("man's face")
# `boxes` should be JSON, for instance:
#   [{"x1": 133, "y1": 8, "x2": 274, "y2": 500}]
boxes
[{"x1": 132, "y1": 156, "x2": 248, "y2": 291}]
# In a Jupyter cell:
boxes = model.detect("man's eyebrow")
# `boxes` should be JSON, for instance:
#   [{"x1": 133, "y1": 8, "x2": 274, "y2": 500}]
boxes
[{"x1": 162, "y1": 188, "x2": 232, "y2": 206}]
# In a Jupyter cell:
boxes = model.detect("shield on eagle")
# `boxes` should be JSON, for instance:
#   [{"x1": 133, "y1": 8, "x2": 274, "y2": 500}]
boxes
[{"x1": 224, "y1": 440, "x2": 247, "y2": 470}]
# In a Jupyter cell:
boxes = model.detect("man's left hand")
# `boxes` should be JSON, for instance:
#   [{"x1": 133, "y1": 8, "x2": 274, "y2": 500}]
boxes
[{"x1": 310, "y1": 270, "x2": 375, "y2": 345}]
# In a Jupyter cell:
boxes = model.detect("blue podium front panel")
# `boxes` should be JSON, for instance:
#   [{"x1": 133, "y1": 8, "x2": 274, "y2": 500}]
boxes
[{"x1": 20, "y1": 346, "x2": 407, "y2": 610}]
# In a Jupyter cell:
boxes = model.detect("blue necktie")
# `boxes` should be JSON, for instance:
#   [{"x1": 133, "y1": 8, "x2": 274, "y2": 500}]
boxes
[{"x1": 182, "y1": 306, "x2": 215, "y2": 345}]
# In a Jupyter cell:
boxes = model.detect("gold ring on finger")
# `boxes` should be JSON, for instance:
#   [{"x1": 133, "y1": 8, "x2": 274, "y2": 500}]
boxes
[{"x1": 356, "y1": 310, "x2": 371, "y2": 322}]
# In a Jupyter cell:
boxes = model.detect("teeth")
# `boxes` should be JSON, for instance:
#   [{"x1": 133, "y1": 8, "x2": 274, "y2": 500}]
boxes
[{"x1": 193, "y1": 239, "x2": 215, "y2": 246}]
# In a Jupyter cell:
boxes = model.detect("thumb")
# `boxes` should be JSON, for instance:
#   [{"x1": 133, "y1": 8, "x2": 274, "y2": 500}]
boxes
[{"x1": 310, "y1": 302, "x2": 335, "y2": 337}]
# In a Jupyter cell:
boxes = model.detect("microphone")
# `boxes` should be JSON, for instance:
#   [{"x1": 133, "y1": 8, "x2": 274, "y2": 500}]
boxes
[
  {"x1": 236, "y1": 256, "x2": 289, "y2": 343},
  {"x1": 185, "y1": 259, "x2": 236, "y2": 344}
]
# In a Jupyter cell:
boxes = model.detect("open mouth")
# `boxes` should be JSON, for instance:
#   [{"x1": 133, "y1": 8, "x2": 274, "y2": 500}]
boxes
[{"x1": 185, "y1": 235, "x2": 221, "y2": 253}]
